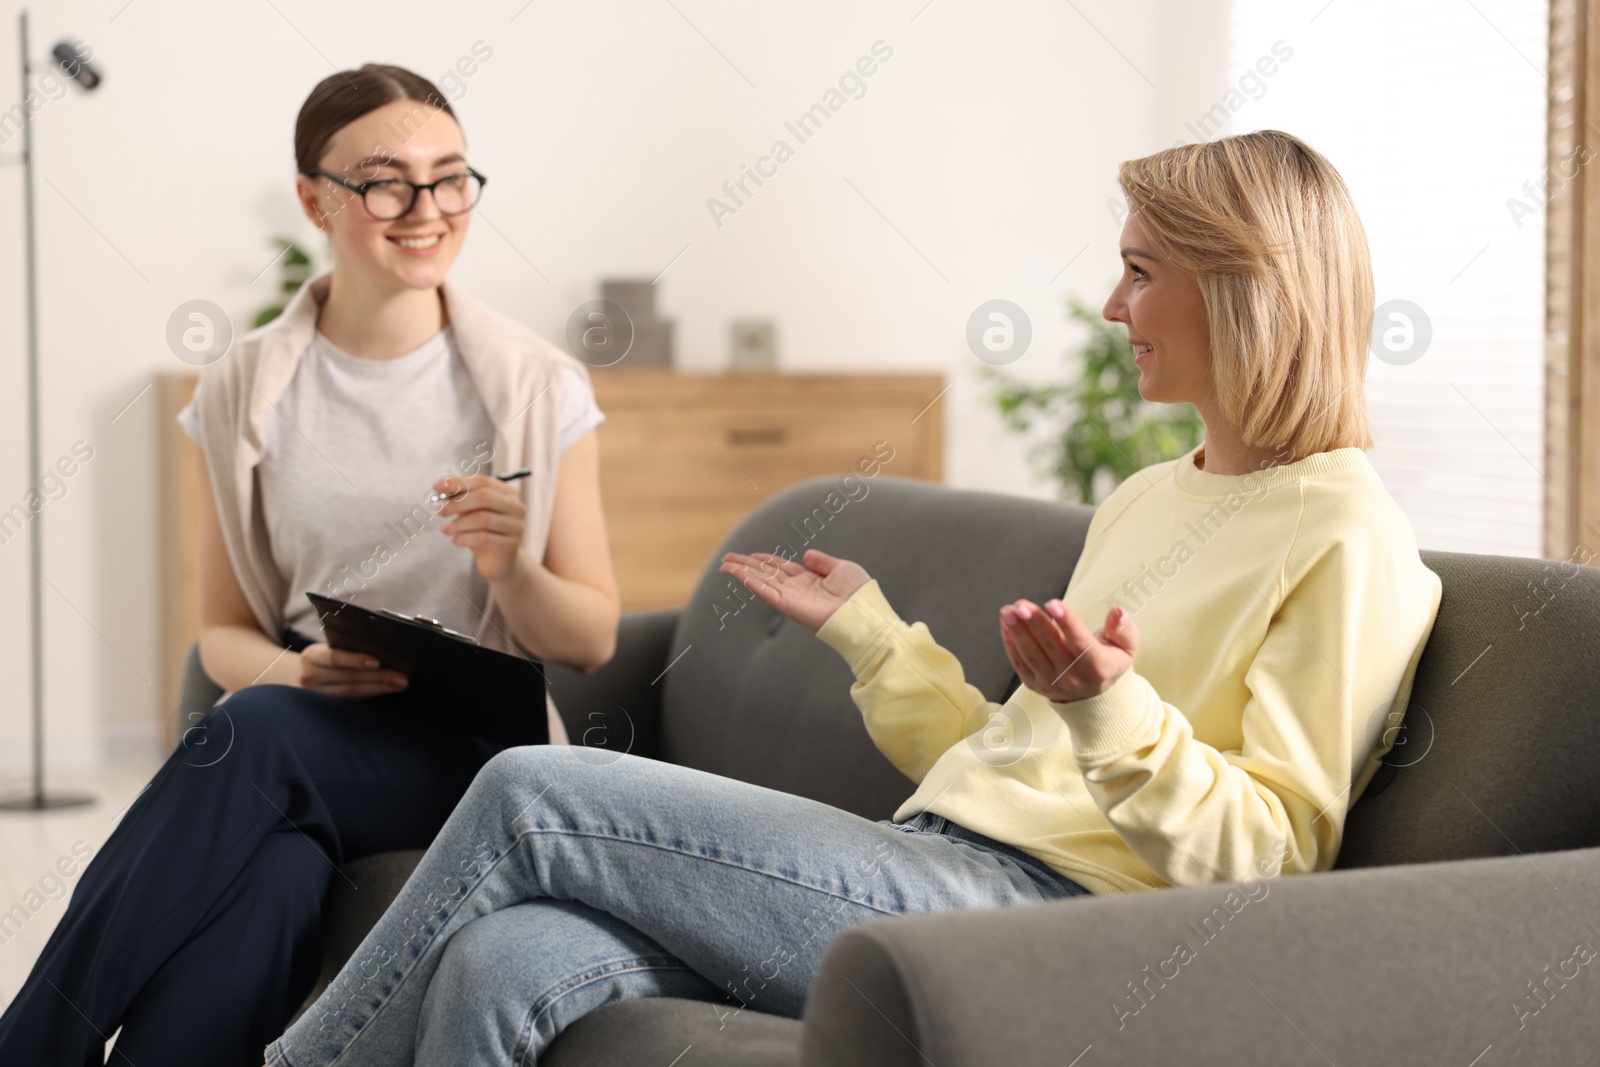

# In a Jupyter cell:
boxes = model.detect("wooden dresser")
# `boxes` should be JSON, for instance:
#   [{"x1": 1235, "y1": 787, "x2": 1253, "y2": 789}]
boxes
[
  {"x1": 589, "y1": 370, "x2": 944, "y2": 610},
  {"x1": 158, "y1": 370, "x2": 944, "y2": 719}
]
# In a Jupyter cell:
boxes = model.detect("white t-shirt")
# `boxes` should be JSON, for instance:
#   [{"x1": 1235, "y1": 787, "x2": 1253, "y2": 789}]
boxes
[{"x1": 178, "y1": 326, "x2": 604, "y2": 640}]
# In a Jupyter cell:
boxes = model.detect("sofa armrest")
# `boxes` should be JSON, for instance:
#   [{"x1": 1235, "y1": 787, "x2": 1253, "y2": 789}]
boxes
[
  {"x1": 544, "y1": 607, "x2": 681, "y2": 761},
  {"x1": 802, "y1": 847, "x2": 1600, "y2": 1066},
  {"x1": 172, "y1": 641, "x2": 225, "y2": 751}
]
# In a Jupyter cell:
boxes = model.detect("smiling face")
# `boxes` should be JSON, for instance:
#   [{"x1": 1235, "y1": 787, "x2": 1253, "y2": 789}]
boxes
[
  {"x1": 1101, "y1": 215, "x2": 1212, "y2": 408},
  {"x1": 295, "y1": 99, "x2": 472, "y2": 292}
]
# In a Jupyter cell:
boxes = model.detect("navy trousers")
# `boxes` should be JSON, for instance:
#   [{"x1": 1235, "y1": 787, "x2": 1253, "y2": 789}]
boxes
[{"x1": 0, "y1": 684, "x2": 499, "y2": 1067}]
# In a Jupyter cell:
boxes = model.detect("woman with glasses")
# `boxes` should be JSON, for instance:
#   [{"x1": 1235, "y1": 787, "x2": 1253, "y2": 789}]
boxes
[{"x1": 0, "y1": 64, "x2": 619, "y2": 1067}]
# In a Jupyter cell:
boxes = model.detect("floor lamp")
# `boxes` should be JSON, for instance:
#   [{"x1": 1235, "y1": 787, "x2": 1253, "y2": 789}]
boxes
[{"x1": 0, "y1": 11, "x2": 103, "y2": 812}]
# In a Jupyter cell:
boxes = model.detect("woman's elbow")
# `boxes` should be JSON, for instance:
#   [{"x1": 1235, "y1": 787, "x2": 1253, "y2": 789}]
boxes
[
  {"x1": 195, "y1": 626, "x2": 229, "y2": 683},
  {"x1": 577, "y1": 630, "x2": 618, "y2": 675}
]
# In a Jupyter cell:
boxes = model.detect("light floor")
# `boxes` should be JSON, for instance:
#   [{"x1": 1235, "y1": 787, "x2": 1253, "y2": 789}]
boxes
[{"x1": 0, "y1": 762, "x2": 164, "y2": 1019}]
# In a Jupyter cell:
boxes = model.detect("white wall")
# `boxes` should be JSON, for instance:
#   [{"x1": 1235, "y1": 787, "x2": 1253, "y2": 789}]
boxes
[{"x1": 0, "y1": 0, "x2": 1229, "y2": 766}]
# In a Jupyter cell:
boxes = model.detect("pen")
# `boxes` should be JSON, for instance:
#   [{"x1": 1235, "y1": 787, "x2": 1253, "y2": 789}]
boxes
[{"x1": 429, "y1": 469, "x2": 532, "y2": 505}]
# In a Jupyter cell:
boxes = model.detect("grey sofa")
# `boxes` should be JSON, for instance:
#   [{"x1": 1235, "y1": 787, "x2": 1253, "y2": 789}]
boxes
[{"x1": 178, "y1": 473, "x2": 1600, "y2": 1064}]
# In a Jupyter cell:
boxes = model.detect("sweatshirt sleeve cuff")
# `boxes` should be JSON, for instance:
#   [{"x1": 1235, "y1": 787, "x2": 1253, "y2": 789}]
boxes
[
  {"x1": 814, "y1": 579, "x2": 904, "y2": 676},
  {"x1": 1048, "y1": 669, "x2": 1164, "y2": 765}
]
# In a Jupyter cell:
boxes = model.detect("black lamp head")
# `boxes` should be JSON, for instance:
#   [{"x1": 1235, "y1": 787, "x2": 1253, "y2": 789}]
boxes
[{"x1": 52, "y1": 41, "x2": 100, "y2": 91}]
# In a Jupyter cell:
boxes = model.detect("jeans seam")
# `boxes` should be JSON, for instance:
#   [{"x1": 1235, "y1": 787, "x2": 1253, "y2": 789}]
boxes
[
  {"x1": 940, "y1": 835, "x2": 1077, "y2": 896},
  {"x1": 995, "y1": 851, "x2": 1075, "y2": 894},
  {"x1": 514, "y1": 956, "x2": 702, "y2": 1062},
  {"x1": 514, "y1": 825, "x2": 904, "y2": 918}
]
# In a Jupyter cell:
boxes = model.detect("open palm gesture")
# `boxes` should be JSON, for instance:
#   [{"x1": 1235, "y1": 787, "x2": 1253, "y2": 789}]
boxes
[
  {"x1": 718, "y1": 549, "x2": 871, "y2": 633},
  {"x1": 1000, "y1": 598, "x2": 1139, "y2": 703}
]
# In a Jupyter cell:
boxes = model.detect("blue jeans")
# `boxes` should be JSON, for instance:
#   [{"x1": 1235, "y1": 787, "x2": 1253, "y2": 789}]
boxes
[{"x1": 265, "y1": 746, "x2": 1090, "y2": 1066}]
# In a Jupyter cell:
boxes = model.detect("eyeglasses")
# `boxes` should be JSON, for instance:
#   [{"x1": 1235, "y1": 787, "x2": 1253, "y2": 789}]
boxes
[{"x1": 301, "y1": 166, "x2": 488, "y2": 220}]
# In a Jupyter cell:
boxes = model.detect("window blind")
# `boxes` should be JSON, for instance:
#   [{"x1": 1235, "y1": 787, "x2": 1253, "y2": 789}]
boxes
[{"x1": 1225, "y1": 0, "x2": 1548, "y2": 557}]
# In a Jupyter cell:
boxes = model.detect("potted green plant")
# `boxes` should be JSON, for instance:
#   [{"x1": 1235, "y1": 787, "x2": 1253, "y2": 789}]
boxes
[
  {"x1": 252, "y1": 237, "x2": 315, "y2": 327},
  {"x1": 979, "y1": 293, "x2": 1203, "y2": 504}
]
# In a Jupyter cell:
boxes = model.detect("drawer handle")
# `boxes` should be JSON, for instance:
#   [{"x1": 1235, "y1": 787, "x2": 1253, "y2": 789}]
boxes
[{"x1": 727, "y1": 428, "x2": 786, "y2": 446}]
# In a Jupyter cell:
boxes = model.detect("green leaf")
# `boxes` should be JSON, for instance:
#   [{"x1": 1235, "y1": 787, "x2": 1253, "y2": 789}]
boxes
[{"x1": 251, "y1": 238, "x2": 315, "y2": 324}]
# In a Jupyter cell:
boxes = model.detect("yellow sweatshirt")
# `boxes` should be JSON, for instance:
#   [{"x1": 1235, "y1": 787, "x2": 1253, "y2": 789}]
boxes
[{"x1": 815, "y1": 445, "x2": 1441, "y2": 895}]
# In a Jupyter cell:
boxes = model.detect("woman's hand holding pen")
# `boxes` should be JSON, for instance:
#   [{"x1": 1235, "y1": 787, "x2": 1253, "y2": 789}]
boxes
[
  {"x1": 433, "y1": 473, "x2": 528, "y2": 581},
  {"x1": 293, "y1": 468, "x2": 536, "y2": 695},
  {"x1": 1000, "y1": 597, "x2": 1138, "y2": 703}
]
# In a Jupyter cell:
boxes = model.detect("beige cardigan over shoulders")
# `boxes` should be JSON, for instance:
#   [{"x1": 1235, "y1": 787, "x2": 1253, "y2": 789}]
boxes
[{"x1": 189, "y1": 268, "x2": 592, "y2": 746}]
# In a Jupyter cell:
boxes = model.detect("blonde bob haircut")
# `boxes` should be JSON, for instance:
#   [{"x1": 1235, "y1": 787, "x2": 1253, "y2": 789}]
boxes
[{"x1": 1117, "y1": 129, "x2": 1373, "y2": 457}]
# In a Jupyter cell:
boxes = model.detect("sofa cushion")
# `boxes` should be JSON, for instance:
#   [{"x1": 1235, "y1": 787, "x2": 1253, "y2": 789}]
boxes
[
  {"x1": 290, "y1": 849, "x2": 427, "y2": 1024},
  {"x1": 660, "y1": 474, "x2": 1094, "y2": 821},
  {"x1": 1337, "y1": 550, "x2": 1600, "y2": 868},
  {"x1": 544, "y1": 997, "x2": 801, "y2": 1066}
]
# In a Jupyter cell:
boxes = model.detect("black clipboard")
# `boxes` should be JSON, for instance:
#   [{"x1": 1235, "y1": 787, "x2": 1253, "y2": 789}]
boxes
[{"x1": 306, "y1": 592, "x2": 549, "y2": 748}]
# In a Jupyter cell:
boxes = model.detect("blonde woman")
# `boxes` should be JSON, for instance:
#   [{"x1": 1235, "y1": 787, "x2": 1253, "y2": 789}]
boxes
[
  {"x1": 261, "y1": 130, "x2": 1440, "y2": 1066},
  {"x1": 0, "y1": 64, "x2": 618, "y2": 1066}
]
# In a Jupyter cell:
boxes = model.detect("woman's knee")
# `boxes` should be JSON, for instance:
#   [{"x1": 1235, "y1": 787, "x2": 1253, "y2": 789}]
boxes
[
  {"x1": 474, "y1": 744, "x2": 575, "y2": 795},
  {"x1": 432, "y1": 904, "x2": 520, "y2": 988},
  {"x1": 175, "y1": 685, "x2": 332, "y2": 769},
  {"x1": 187, "y1": 685, "x2": 288, "y2": 740},
  {"x1": 173, "y1": 694, "x2": 262, "y2": 771},
  {"x1": 470, "y1": 745, "x2": 652, "y2": 817}
]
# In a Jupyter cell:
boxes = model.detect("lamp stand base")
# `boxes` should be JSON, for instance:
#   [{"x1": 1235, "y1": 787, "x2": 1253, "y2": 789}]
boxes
[{"x1": 0, "y1": 791, "x2": 96, "y2": 812}]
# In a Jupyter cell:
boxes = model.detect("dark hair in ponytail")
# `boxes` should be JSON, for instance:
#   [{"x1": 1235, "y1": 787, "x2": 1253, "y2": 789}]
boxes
[{"x1": 294, "y1": 63, "x2": 460, "y2": 176}]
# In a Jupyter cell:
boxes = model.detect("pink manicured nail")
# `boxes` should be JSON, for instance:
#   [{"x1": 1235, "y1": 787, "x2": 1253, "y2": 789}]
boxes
[
  {"x1": 1016, "y1": 604, "x2": 1032, "y2": 621},
  {"x1": 1046, "y1": 601, "x2": 1065, "y2": 619}
]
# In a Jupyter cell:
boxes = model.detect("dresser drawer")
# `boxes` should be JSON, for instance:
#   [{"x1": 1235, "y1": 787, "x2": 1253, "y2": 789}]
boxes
[{"x1": 591, "y1": 371, "x2": 944, "y2": 609}]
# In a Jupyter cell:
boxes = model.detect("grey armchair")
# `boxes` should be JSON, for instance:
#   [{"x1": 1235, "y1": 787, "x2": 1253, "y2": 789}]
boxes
[{"x1": 177, "y1": 474, "x2": 1600, "y2": 1064}]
